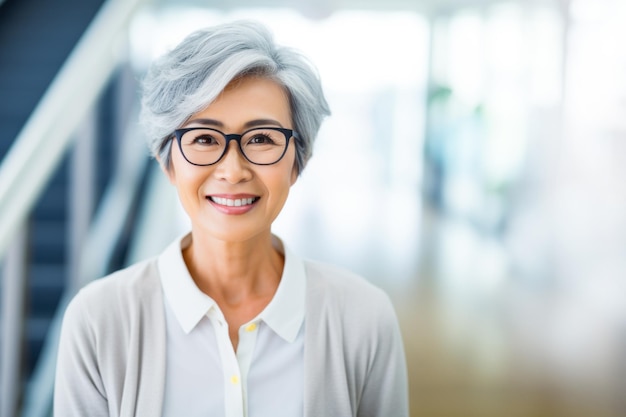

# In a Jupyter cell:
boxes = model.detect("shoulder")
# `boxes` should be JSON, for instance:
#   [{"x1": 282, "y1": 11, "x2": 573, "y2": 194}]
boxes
[
  {"x1": 74, "y1": 259, "x2": 159, "y2": 305},
  {"x1": 303, "y1": 259, "x2": 398, "y2": 327},
  {"x1": 62, "y1": 258, "x2": 162, "y2": 333},
  {"x1": 304, "y1": 259, "x2": 392, "y2": 305},
  {"x1": 56, "y1": 258, "x2": 168, "y2": 413},
  {"x1": 302, "y1": 258, "x2": 407, "y2": 397}
]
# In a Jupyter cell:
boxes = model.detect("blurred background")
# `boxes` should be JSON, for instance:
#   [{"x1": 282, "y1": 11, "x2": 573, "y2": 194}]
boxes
[{"x1": 1, "y1": 0, "x2": 626, "y2": 416}]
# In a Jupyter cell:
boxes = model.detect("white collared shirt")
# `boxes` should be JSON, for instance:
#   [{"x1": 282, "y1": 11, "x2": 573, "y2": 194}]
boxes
[{"x1": 157, "y1": 234, "x2": 306, "y2": 417}]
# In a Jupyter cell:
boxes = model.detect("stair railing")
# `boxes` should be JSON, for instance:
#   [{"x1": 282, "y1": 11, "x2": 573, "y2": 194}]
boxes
[
  {"x1": 21, "y1": 101, "x2": 151, "y2": 417},
  {"x1": 0, "y1": 0, "x2": 147, "y2": 258},
  {"x1": 0, "y1": 0, "x2": 148, "y2": 415}
]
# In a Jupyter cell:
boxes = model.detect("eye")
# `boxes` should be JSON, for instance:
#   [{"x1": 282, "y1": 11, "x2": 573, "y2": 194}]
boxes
[
  {"x1": 248, "y1": 133, "x2": 276, "y2": 145},
  {"x1": 193, "y1": 134, "x2": 218, "y2": 145},
  {"x1": 182, "y1": 131, "x2": 221, "y2": 147},
  {"x1": 244, "y1": 128, "x2": 287, "y2": 147}
]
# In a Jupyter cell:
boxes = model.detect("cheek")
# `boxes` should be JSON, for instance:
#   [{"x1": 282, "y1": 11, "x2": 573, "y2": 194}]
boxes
[
  {"x1": 268, "y1": 170, "x2": 295, "y2": 209},
  {"x1": 168, "y1": 151, "x2": 206, "y2": 200}
]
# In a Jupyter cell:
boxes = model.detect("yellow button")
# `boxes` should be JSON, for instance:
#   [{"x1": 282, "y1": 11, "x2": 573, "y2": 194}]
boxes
[
  {"x1": 230, "y1": 375, "x2": 239, "y2": 385},
  {"x1": 245, "y1": 323, "x2": 257, "y2": 332}
]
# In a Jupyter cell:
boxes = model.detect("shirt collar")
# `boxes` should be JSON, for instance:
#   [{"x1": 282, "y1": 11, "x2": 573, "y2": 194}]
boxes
[
  {"x1": 158, "y1": 233, "x2": 216, "y2": 334},
  {"x1": 257, "y1": 235, "x2": 306, "y2": 343},
  {"x1": 157, "y1": 233, "x2": 306, "y2": 342}
]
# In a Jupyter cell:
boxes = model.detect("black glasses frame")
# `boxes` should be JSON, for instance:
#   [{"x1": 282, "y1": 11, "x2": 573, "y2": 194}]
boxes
[{"x1": 173, "y1": 126, "x2": 298, "y2": 166}]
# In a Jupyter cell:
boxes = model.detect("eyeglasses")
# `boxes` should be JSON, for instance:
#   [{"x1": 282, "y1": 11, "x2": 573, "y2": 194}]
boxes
[{"x1": 173, "y1": 126, "x2": 298, "y2": 166}]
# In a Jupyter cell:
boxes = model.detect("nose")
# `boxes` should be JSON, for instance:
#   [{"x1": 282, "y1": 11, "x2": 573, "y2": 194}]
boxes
[{"x1": 213, "y1": 140, "x2": 252, "y2": 183}]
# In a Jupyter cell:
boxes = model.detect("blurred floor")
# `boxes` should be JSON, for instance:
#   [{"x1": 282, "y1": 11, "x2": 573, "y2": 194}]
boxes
[{"x1": 409, "y1": 209, "x2": 622, "y2": 417}]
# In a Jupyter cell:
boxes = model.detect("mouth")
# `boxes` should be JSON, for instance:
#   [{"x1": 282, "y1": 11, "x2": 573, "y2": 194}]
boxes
[{"x1": 207, "y1": 196, "x2": 260, "y2": 207}]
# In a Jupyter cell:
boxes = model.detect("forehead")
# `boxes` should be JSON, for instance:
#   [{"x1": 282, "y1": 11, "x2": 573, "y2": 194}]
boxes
[{"x1": 189, "y1": 76, "x2": 291, "y2": 129}]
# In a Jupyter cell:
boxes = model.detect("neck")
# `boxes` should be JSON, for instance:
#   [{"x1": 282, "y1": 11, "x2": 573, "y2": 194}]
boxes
[{"x1": 183, "y1": 229, "x2": 284, "y2": 307}]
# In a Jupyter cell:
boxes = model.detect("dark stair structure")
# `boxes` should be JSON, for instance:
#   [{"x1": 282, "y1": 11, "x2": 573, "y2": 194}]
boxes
[{"x1": 0, "y1": 0, "x2": 108, "y2": 384}]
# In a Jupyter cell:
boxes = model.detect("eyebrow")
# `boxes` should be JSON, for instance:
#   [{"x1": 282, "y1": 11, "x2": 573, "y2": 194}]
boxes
[{"x1": 185, "y1": 118, "x2": 284, "y2": 130}]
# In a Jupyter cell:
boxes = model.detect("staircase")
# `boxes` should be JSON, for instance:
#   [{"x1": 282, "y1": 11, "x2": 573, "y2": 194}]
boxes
[{"x1": 0, "y1": 0, "x2": 106, "y2": 379}]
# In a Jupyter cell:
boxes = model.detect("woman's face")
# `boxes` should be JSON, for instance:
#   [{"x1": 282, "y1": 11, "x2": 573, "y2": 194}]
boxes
[{"x1": 165, "y1": 76, "x2": 298, "y2": 243}]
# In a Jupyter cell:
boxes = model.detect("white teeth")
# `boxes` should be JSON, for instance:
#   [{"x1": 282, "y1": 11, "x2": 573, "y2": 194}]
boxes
[{"x1": 211, "y1": 197, "x2": 257, "y2": 206}]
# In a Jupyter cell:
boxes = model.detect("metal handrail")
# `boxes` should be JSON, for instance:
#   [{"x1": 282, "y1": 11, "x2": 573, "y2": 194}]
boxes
[
  {"x1": 0, "y1": 226, "x2": 28, "y2": 417},
  {"x1": 0, "y1": 0, "x2": 148, "y2": 415},
  {"x1": 0, "y1": 0, "x2": 147, "y2": 259},
  {"x1": 21, "y1": 106, "x2": 151, "y2": 417}
]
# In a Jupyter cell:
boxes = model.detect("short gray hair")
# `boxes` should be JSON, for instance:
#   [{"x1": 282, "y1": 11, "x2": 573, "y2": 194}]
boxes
[{"x1": 139, "y1": 20, "x2": 331, "y2": 174}]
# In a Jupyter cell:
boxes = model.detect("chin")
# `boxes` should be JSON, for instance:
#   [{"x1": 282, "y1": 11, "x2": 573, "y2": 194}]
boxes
[{"x1": 195, "y1": 223, "x2": 270, "y2": 244}]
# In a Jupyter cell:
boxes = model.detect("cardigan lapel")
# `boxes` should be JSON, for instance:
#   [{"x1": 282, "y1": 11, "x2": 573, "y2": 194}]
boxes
[
  {"x1": 302, "y1": 262, "x2": 354, "y2": 417},
  {"x1": 125, "y1": 272, "x2": 167, "y2": 417}
]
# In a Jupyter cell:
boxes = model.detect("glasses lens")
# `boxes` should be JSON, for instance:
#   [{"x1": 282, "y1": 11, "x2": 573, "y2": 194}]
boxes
[
  {"x1": 241, "y1": 128, "x2": 288, "y2": 164},
  {"x1": 179, "y1": 129, "x2": 226, "y2": 165}
]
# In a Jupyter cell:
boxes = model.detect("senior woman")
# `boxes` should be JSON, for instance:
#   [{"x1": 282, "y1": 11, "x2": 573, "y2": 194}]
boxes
[{"x1": 54, "y1": 20, "x2": 408, "y2": 417}]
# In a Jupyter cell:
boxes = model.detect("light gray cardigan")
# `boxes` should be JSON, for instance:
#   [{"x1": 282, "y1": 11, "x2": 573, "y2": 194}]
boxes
[{"x1": 54, "y1": 255, "x2": 409, "y2": 417}]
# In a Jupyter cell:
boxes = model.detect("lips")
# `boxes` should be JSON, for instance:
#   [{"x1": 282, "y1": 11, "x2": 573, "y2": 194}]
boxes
[
  {"x1": 206, "y1": 194, "x2": 260, "y2": 215},
  {"x1": 207, "y1": 195, "x2": 260, "y2": 207}
]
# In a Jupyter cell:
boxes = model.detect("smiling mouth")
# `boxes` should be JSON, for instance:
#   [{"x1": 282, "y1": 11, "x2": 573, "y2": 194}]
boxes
[{"x1": 208, "y1": 196, "x2": 260, "y2": 207}]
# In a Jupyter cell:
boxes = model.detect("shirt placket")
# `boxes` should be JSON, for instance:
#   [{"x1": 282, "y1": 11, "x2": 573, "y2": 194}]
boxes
[
  {"x1": 207, "y1": 307, "x2": 260, "y2": 417},
  {"x1": 237, "y1": 320, "x2": 260, "y2": 416}
]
